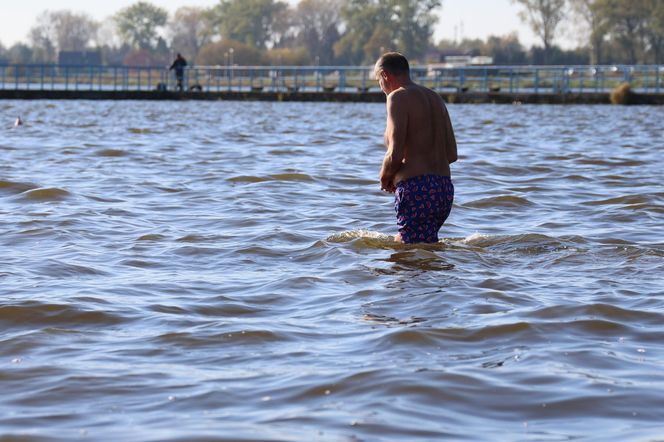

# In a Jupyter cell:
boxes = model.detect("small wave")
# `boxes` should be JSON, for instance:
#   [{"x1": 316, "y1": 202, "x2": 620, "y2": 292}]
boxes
[
  {"x1": 228, "y1": 175, "x2": 271, "y2": 183},
  {"x1": 505, "y1": 122, "x2": 526, "y2": 128},
  {"x1": 153, "y1": 329, "x2": 283, "y2": 347},
  {"x1": 333, "y1": 177, "x2": 376, "y2": 186},
  {"x1": 19, "y1": 187, "x2": 70, "y2": 201},
  {"x1": 578, "y1": 158, "x2": 647, "y2": 167},
  {"x1": 463, "y1": 195, "x2": 533, "y2": 208},
  {"x1": 36, "y1": 260, "x2": 108, "y2": 277},
  {"x1": 86, "y1": 195, "x2": 126, "y2": 203},
  {"x1": 0, "y1": 179, "x2": 38, "y2": 194},
  {"x1": 128, "y1": 127, "x2": 155, "y2": 134},
  {"x1": 95, "y1": 149, "x2": 128, "y2": 157},
  {"x1": 176, "y1": 234, "x2": 222, "y2": 243},
  {"x1": 174, "y1": 246, "x2": 222, "y2": 257},
  {"x1": 228, "y1": 173, "x2": 314, "y2": 183},
  {"x1": 456, "y1": 232, "x2": 583, "y2": 254},
  {"x1": 137, "y1": 233, "x2": 167, "y2": 241},
  {"x1": 0, "y1": 303, "x2": 124, "y2": 328},
  {"x1": 120, "y1": 259, "x2": 163, "y2": 268},
  {"x1": 531, "y1": 303, "x2": 664, "y2": 325},
  {"x1": 584, "y1": 194, "x2": 651, "y2": 207},
  {"x1": 563, "y1": 174, "x2": 593, "y2": 182},
  {"x1": 269, "y1": 149, "x2": 306, "y2": 156},
  {"x1": 374, "y1": 322, "x2": 535, "y2": 347},
  {"x1": 544, "y1": 155, "x2": 576, "y2": 161},
  {"x1": 272, "y1": 172, "x2": 314, "y2": 181}
]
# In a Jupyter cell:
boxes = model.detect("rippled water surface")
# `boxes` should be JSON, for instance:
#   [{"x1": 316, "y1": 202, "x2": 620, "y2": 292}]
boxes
[{"x1": 2, "y1": 100, "x2": 664, "y2": 441}]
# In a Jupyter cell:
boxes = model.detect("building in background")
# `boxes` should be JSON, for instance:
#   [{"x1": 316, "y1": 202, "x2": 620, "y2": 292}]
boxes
[{"x1": 58, "y1": 51, "x2": 102, "y2": 66}]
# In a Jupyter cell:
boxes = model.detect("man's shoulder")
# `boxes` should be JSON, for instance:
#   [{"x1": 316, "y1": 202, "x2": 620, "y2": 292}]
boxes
[
  {"x1": 388, "y1": 87, "x2": 408, "y2": 98},
  {"x1": 388, "y1": 87, "x2": 417, "y2": 106},
  {"x1": 389, "y1": 84, "x2": 440, "y2": 106}
]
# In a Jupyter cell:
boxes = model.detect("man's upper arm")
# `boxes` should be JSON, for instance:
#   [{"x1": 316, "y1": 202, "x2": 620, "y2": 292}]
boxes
[
  {"x1": 442, "y1": 104, "x2": 458, "y2": 164},
  {"x1": 386, "y1": 92, "x2": 408, "y2": 164}
]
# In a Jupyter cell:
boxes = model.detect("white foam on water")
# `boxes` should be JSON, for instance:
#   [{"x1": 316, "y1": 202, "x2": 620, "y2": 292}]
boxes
[
  {"x1": 454, "y1": 232, "x2": 496, "y2": 246},
  {"x1": 327, "y1": 229, "x2": 394, "y2": 243}
]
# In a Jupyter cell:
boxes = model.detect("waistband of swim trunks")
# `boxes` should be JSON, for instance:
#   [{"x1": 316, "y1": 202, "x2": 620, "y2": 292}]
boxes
[{"x1": 396, "y1": 174, "x2": 452, "y2": 188}]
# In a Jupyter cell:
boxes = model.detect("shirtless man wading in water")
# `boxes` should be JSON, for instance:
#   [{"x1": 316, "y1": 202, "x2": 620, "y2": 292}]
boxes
[{"x1": 375, "y1": 52, "x2": 458, "y2": 244}]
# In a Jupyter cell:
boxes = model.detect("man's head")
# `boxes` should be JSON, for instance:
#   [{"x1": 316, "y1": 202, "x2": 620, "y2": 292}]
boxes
[{"x1": 374, "y1": 52, "x2": 411, "y2": 94}]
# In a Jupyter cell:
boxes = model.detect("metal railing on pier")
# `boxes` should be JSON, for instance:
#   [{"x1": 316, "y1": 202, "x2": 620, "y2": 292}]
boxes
[{"x1": 0, "y1": 64, "x2": 662, "y2": 94}]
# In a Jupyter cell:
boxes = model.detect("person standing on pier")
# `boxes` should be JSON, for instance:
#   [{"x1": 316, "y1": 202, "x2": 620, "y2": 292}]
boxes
[
  {"x1": 375, "y1": 52, "x2": 457, "y2": 244},
  {"x1": 169, "y1": 53, "x2": 188, "y2": 91}
]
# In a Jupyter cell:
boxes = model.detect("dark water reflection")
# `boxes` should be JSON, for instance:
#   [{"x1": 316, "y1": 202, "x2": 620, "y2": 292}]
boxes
[{"x1": 1, "y1": 101, "x2": 663, "y2": 440}]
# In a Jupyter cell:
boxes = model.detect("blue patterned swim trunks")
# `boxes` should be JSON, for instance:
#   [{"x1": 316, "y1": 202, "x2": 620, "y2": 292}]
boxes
[{"x1": 394, "y1": 175, "x2": 454, "y2": 244}]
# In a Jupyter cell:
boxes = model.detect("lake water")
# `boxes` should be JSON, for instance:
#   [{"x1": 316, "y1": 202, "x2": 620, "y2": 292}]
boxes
[{"x1": 1, "y1": 100, "x2": 663, "y2": 441}]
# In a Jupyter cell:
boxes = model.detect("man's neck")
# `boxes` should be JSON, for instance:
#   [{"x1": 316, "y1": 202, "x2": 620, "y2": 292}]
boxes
[{"x1": 390, "y1": 77, "x2": 414, "y2": 92}]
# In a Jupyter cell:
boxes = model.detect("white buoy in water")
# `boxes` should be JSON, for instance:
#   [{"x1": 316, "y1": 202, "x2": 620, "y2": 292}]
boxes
[{"x1": 14, "y1": 116, "x2": 23, "y2": 127}]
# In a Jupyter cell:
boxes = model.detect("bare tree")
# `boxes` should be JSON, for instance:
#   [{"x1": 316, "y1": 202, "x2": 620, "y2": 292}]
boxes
[
  {"x1": 29, "y1": 10, "x2": 98, "y2": 60},
  {"x1": 569, "y1": 0, "x2": 608, "y2": 64},
  {"x1": 294, "y1": 0, "x2": 342, "y2": 64},
  {"x1": 168, "y1": 7, "x2": 213, "y2": 62},
  {"x1": 56, "y1": 11, "x2": 99, "y2": 51},
  {"x1": 512, "y1": 0, "x2": 567, "y2": 63},
  {"x1": 29, "y1": 14, "x2": 57, "y2": 62}
]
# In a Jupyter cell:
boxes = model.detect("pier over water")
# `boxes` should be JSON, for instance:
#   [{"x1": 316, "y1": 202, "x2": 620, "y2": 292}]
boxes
[{"x1": 1, "y1": 64, "x2": 662, "y2": 104}]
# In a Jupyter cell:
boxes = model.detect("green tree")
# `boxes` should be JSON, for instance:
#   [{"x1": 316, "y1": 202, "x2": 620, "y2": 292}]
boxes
[
  {"x1": 596, "y1": 0, "x2": 649, "y2": 64},
  {"x1": 6, "y1": 43, "x2": 34, "y2": 64},
  {"x1": 334, "y1": 1, "x2": 385, "y2": 64},
  {"x1": 197, "y1": 39, "x2": 265, "y2": 65},
  {"x1": 485, "y1": 33, "x2": 529, "y2": 64},
  {"x1": 363, "y1": 24, "x2": 393, "y2": 61},
  {"x1": 210, "y1": 0, "x2": 287, "y2": 49},
  {"x1": 644, "y1": 0, "x2": 664, "y2": 63},
  {"x1": 391, "y1": 0, "x2": 441, "y2": 60},
  {"x1": 115, "y1": 2, "x2": 169, "y2": 50},
  {"x1": 530, "y1": 44, "x2": 589, "y2": 64},
  {"x1": 512, "y1": 0, "x2": 567, "y2": 64},
  {"x1": 265, "y1": 47, "x2": 310, "y2": 65},
  {"x1": 335, "y1": 0, "x2": 441, "y2": 65},
  {"x1": 270, "y1": 3, "x2": 299, "y2": 48}
]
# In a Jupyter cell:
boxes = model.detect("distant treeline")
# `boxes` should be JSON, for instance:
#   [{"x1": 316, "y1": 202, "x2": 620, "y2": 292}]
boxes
[{"x1": 0, "y1": 0, "x2": 662, "y2": 66}]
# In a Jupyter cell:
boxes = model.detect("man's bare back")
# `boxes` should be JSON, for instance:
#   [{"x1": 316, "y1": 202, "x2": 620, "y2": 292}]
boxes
[
  {"x1": 383, "y1": 84, "x2": 457, "y2": 189},
  {"x1": 375, "y1": 52, "x2": 457, "y2": 243}
]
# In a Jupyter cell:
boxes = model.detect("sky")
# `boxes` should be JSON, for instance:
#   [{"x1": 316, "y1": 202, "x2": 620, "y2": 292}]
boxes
[{"x1": 0, "y1": 0, "x2": 573, "y2": 50}]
